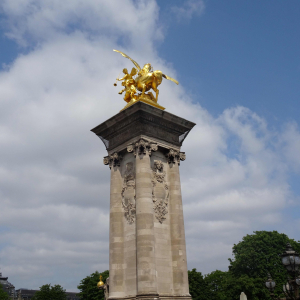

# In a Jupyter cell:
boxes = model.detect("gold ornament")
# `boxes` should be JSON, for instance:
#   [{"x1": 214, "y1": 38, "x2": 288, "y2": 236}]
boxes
[
  {"x1": 113, "y1": 49, "x2": 179, "y2": 111},
  {"x1": 97, "y1": 275, "x2": 104, "y2": 288}
]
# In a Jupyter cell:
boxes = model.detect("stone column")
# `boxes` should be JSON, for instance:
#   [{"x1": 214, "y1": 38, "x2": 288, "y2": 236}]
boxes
[
  {"x1": 92, "y1": 102, "x2": 195, "y2": 300},
  {"x1": 104, "y1": 153, "x2": 126, "y2": 299},
  {"x1": 167, "y1": 149, "x2": 190, "y2": 296},
  {"x1": 128, "y1": 139, "x2": 159, "y2": 299}
]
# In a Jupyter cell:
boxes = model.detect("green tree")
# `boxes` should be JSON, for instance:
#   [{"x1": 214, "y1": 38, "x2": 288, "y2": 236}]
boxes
[
  {"x1": 204, "y1": 270, "x2": 229, "y2": 300},
  {"x1": 77, "y1": 270, "x2": 109, "y2": 300},
  {"x1": 204, "y1": 270, "x2": 265, "y2": 300},
  {"x1": 187, "y1": 231, "x2": 300, "y2": 300},
  {"x1": 228, "y1": 230, "x2": 300, "y2": 300},
  {"x1": 0, "y1": 284, "x2": 9, "y2": 300},
  {"x1": 32, "y1": 284, "x2": 67, "y2": 300},
  {"x1": 188, "y1": 268, "x2": 210, "y2": 300}
]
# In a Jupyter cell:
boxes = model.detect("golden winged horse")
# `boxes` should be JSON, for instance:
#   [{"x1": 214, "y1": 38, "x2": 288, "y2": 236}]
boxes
[{"x1": 113, "y1": 49, "x2": 179, "y2": 105}]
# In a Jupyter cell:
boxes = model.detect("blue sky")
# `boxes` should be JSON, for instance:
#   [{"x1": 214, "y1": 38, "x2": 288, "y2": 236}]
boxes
[
  {"x1": 159, "y1": 0, "x2": 300, "y2": 211},
  {"x1": 0, "y1": 0, "x2": 300, "y2": 292},
  {"x1": 159, "y1": 0, "x2": 300, "y2": 123},
  {"x1": 0, "y1": 35, "x2": 19, "y2": 68}
]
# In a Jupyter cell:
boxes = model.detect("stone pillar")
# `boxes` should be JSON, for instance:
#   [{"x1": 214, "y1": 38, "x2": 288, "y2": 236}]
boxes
[
  {"x1": 104, "y1": 153, "x2": 126, "y2": 299},
  {"x1": 91, "y1": 102, "x2": 195, "y2": 300},
  {"x1": 128, "y1": 139, "x2": 159, "y2": 299},
  {"x1": 167, "y1": 149, "x2": 190, "y2": 297}
]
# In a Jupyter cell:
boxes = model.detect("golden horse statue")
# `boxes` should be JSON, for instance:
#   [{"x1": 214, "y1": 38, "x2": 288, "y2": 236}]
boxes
[{"x1": 113, "y1": 49, "x2": 179, "y2": 110}]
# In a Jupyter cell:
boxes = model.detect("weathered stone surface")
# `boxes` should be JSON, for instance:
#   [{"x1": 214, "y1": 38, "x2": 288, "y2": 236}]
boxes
[
  {"x1": 91, "y1": 102, "x2": 194, "y2": 300},
  {"x1": 109, "y1": 165, "x2": 126, "y2": 299}
]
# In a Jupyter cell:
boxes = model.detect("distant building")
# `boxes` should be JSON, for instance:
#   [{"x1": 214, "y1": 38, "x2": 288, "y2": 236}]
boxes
[
  {"x1": 0, "y1": 270, "x2": 79, "y2": 300},
  {"x1": 16, "y1": 289, "x2": 79, "y2": 300},
  {"x1": 0, "y1": 271, "x2": 16, "y2": 298},
  {"x1": 15, "y1": 289, "x2": 36, "y2": 300}
]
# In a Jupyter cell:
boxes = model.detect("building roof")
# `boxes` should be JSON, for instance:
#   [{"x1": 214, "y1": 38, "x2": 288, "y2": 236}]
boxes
[
  {"x1": 16, "y1": 289, "x2": 37, "y2": 296},
  {"x1": 0, "y1": 272, "x2": 8, "y2": 281}
]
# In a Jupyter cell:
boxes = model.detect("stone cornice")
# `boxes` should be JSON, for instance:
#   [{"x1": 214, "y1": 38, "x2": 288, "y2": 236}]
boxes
[{"x1": 91, "y1": 102, "x2": 195, "y2": 152}]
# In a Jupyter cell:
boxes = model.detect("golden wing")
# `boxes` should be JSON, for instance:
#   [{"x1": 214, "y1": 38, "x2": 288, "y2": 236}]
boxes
[
  {"x1": 162, "y1": 74, "x2": 179, "y2": 85},
  {"x1": 113, "y1": 49, "x2": 141, "y2": 71}
]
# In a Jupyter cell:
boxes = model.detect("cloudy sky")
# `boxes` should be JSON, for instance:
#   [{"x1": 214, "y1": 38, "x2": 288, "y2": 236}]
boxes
[{"x1": 1, "y1": 0, "x2": 300, "y2": 292}]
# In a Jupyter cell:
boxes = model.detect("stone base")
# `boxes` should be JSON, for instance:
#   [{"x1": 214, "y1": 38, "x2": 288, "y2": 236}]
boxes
[
  {"x1": 136, "y1": 294, "x2": 160, "y2": 300},
  {"x1": 158, "y1": 296, "x2": 192, "y2": 300},
  {"x1": 109, "y1": 295, "x2": 191, "y2": 300},
  {"x1": 120, "y1": 93, "x2": 165, "y2": 111}
]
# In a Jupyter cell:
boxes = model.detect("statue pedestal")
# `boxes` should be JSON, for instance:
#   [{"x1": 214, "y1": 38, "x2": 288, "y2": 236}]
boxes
[
  {"x1": 91, "y1": 102, "x2": 195, "y2": 300},
  {"x1": 121, "y1": 93, "x2": 165, "y2": 111}
]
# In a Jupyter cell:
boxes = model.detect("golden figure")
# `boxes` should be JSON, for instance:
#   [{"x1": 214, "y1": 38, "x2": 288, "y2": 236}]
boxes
[
  {"x1": 113, "y1": 49, "x2": 179, "y2": 111},
  {"x1": 116, "y1": 67, "x2": 138, "y2": 103}
]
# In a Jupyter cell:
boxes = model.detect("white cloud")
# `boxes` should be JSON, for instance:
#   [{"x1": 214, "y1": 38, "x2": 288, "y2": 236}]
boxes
[
  {"x1": 171, "y1": 0, "x2": 205, "y2": 22},
  {"x1": 0, "y1": 0, "x2": 299, "y2": 292},
  {"x1": 0, "y1": 0, "x2": 162, "y2": 49},
  {"x1": 280, "y1": 121, "x2": 300, "y2": 171}
]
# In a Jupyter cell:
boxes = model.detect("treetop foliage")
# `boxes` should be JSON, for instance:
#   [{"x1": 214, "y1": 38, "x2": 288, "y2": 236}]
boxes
[
  {"x1": 188, "y1": 268, "x2": 210, "y2": 300},
  {"x1": 31, "y1": 284, "x2": 67, "y2": 300},
  {"x1": 77, "y1": 270, "x2": 109, "y2": 300},
  {"x1": 189, "y1": 231, "x2": 300, "y2": 300},
  {"x1": 229, "y1": 230, "x2": 300, "y2": 299},
  {"x1": 0, "y1": 284, "x2": 9, "y2": 300}
]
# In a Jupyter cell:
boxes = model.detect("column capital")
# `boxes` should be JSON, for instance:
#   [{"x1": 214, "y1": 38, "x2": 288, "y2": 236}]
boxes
[
  {"x1": 103, "y1": 152, "x2": 123, "y2": 168},
  {"x1": 166, "y1": 149, "x2": 186, "y2": 165},
  {"x1": 127, "y1": 138, "x2": 158, "y2": 157}
]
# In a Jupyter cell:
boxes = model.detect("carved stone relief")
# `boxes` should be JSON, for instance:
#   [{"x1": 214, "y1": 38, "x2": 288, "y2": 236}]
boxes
[
  {"x1": 121, "y1": 162, "x2": 136, "y2": 224},
  {"x1": 103, "y1": 152, "x2": 123, "y2": 168},
  {"x1": 166, "y1": 148, "x2": 186, "y2": 165},
  {"x1": 151, "y1": 160, "x2": 169, "y2": 223},
  {"x1": 127, "y1": 138, "x2": 158, "y2": 157}
]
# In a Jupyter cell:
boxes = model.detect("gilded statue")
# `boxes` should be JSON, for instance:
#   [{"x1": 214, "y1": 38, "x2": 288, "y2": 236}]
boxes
[
  {"x1": 113, "y1": 49, "x2": 179, "y2": 111},
  {"x1": 116, "y1": 67, "x2": 138, "y2": 103}
]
